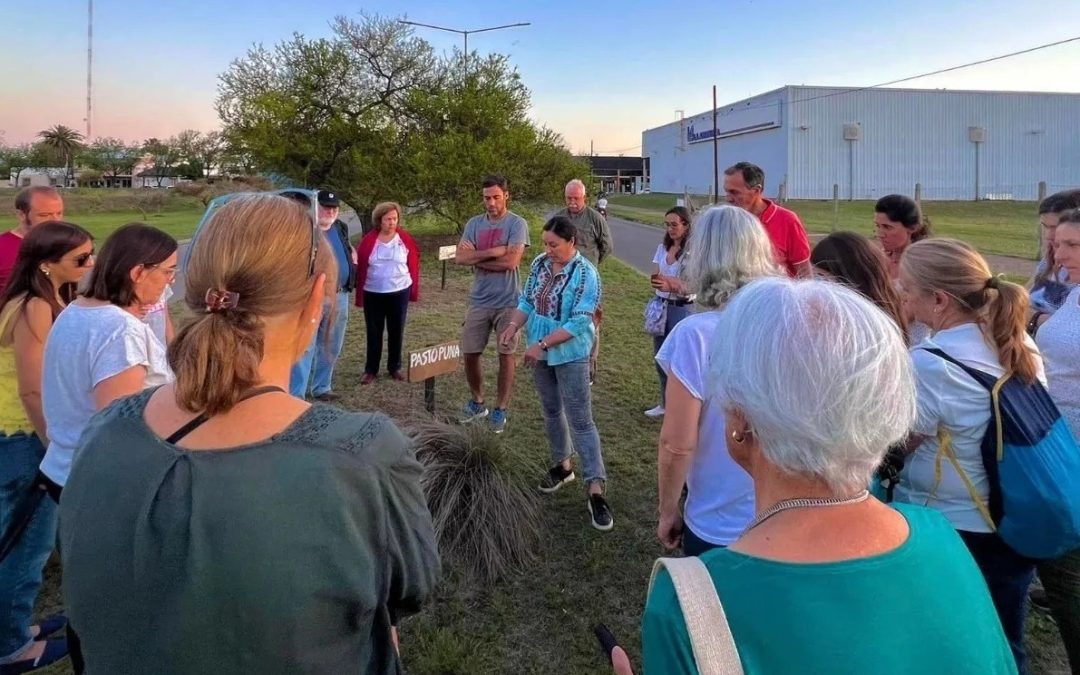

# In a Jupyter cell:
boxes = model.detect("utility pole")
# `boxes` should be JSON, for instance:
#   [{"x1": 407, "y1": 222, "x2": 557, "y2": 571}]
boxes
[
  {"x1": 712, "y1": 85, "x2": 719, "y2": 203},
  {"x1": 86, "y1": 0, "x2": 93, "y2": 139},
  {"x1": 398, "y1": 20, "x2": 530, "y2": 72}
]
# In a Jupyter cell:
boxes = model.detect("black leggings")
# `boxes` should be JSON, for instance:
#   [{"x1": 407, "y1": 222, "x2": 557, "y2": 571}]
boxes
[{"x1": 363, "y1": 288, "x2": 410, "y2": 375}]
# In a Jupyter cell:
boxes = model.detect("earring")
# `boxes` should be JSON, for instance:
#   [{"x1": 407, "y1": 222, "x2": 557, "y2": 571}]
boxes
[
  {"x1": 731, "y1": 430, "x2": 746, "y2": 443},
  {"x1": 40, "y1": 267, "x2": 50, "y2": 277}
]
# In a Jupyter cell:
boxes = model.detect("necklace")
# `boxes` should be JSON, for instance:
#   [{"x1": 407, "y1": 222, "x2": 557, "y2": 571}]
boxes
[{"x1": 743, "y1": 490, "x2": 870, "y2": 534}]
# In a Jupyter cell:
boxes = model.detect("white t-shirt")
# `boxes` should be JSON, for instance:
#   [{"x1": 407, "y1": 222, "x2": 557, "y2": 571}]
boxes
[
  {"x1": 364, "y1": 235, "x2": 412, "y2": 294},
  {"x1": 655, "y1": 311, "x2": 755, "y2": 545},
  {"x1": 143, "y1": 285, "x2": 174, "y2": 347},
  {"x1": 1037, "y1": 286, "x2": 1080, "y2": 438},
  {"x1": 896, "y1": 323, "x2": 1045, "y2": 533},
  {"x1": 651, "y1": 244, "x2": 683, "y2": 300},
  {"x1": 41, "y1": 303, "x2": 174, "y2": 485},
  {"x1": 597, "y1": 197, "x2": 608, "y2": 209}
]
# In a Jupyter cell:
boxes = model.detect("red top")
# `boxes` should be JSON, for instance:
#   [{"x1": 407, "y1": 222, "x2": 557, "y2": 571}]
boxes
[
  {"x1": 758, "y1": 200, "x2": 811, "y2": 277},
  {"x1": 353, "y1": 229, "x2": 421, "y2": 308},
  {"x1": 0, "y1": 231, "x2": 23, "y2": 296}
]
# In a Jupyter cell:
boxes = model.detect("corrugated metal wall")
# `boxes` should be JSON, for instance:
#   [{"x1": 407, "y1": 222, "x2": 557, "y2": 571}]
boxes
[
  {"x1": 642, "y1": 89, "x2": 789, "y2": 197},
  {"x1": 786, "y1": 87, "x2": 1080, "y2": 200},
  {"x1": 644, "y1": 86, "x2": 1080, "y2": 200}
]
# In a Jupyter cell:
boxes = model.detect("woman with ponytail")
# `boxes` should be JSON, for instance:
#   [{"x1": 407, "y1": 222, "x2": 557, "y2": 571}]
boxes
[
  {"x1": 58, "y1": 194, "x2": 439, "y2": 674},
  {"x1": 894, "y1": 238, "x2": 1043, "y2": 673}
]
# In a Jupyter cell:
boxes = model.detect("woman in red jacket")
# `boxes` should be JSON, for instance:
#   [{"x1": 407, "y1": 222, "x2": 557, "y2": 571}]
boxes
[{"x1": 355, "y1": 202, "x2": 420, "y2": 384}]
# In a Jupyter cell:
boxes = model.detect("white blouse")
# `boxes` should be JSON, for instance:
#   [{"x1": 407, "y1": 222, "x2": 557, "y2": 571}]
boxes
[{"x1": 365, "y1": 235, "x2": 411, "y2": 294}]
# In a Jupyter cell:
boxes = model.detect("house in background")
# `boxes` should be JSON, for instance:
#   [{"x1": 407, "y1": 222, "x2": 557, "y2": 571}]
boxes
[
  {"x1": 136, "y1": 167, "x2": 187, "y2": 188},
  {"x1": 7, "y1": 167, "x2": 69, "y2": 188}
]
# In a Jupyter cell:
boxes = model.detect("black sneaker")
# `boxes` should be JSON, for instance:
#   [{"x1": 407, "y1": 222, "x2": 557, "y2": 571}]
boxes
[
  {"x1": 588, "y1": 494, "x2": 614, "y2": 532},
  {"x1": 539, "y1": 465, "x2": 575, "y2": 493}
]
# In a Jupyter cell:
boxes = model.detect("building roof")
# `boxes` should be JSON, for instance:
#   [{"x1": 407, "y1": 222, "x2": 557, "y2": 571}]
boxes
[{"x1": 580, "y1": 155, "x2": 648, "y2": 175}]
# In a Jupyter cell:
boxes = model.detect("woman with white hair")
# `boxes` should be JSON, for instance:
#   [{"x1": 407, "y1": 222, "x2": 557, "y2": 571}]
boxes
[
  {"x1": 654, "y1": 205, "x2": 780, "y2": 555},
  {"x1": 634, "y1": 278, "x2": 1015, "y2": 675}
]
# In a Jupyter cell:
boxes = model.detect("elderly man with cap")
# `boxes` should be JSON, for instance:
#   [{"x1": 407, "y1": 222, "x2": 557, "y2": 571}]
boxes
[{"x1": 289, "y1": 189, "x2": 357, "y2": 400}]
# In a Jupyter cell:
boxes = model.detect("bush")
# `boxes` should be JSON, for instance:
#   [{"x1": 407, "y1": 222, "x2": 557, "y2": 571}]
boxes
[{"x1": 408, "y1": 418, "x2": 544, "y2": 583}]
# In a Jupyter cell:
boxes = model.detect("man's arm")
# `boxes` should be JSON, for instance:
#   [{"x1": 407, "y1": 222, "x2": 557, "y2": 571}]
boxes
[
  {"x1": 475, "y1": 244, "x2": 525, "y2": 272},
  {"x1": 793, "y1": 259, "x2": 813, "y2": 279},
  {"x1": 454, "y1": 239, "x2": 508, "y2": 266},
  {"x1": 596, "y1": 211, "x2": 614, "y2": 265}
]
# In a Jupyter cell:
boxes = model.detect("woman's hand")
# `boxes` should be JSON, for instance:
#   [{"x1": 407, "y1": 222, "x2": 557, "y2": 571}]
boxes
[
  {"x1": 498, "y1": 324, "x2": 519, "y2": 349},
  {"x1": 650, "y1": 275, "x2": 671, "y2": 293},
  {"x1": 657, "y1": 509, "x2": 684, "y2": 551},
  {"x1": 523, "y1": 343, "x2": 544, "y2": 366}
]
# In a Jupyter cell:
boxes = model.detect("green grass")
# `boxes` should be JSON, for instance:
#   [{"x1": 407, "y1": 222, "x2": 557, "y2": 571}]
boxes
[
  {"x1": 0, "y1": 209, "x2": 204, "y2": 242},
  {"x1": 34, "y1": 209, "x2": 1068, "y2": 674},
  {"x1": 609, "y1": 193, "x2": 1044, "y2": 261}
]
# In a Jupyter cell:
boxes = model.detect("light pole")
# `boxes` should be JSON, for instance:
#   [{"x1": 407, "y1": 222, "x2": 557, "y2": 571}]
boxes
[{"x1": 397, "y1": 20, "x2": 530, "y2": 70}]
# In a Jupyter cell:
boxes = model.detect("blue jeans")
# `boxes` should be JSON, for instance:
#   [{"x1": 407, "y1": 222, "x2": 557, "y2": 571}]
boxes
[
  {"x1": 652, "y1": 302, "x2": 691, "y2": 406},
  {"x1": 0, "y1": 433, "x2": 56, "y2": 663},
  {"x1": 290, "y1": 292, "x2": 350, "y2": 397},
  {"x1": 960, "y1": 530, "x2": 1036, "y2": 674},
  {"x1": 533, "y1": 359, "x2": 606, "y2": 486},
  {"x1": 1038, "y1": 548, "x2": 1080, "y2": 674}
]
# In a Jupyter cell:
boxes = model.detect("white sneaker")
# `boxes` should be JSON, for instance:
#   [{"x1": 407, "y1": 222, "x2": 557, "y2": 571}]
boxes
[{"x1": 644, "y1": 405, "x2": 665, "y2": 417}]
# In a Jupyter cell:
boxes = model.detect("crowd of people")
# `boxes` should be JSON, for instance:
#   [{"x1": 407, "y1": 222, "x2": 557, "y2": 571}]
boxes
[{"x1": 0, "y1": 168, "x2": 1077, "y2": 675}]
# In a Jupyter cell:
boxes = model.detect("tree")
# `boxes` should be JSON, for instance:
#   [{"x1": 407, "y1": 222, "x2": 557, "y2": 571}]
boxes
[
  {"x1": 38, "y1": 125, "x2": 84, "y2": 186},
  {"x1": 82, "y1": 137, "x2": 140, "y2": 186},
  {"x1": 142, "y1": 137, "x2": 178, "y2": 187},
  {"x1": 217, "y1": 15, "x2": 586, "y2": 231},
  {"x1": 193, "y1": 130, "x2": 224, "y2": 178},
  {"x1": 0, "y1": 143, "x2": 34, "y2": 187}
]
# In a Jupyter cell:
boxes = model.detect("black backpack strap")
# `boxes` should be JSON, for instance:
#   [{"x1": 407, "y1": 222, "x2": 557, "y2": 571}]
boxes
[
  {"x1": 916, "y1": 347, "x2": 996, "y2": 391},
  {"x1": 166, "y1": 385, "x2": 287, "y2": 444}
]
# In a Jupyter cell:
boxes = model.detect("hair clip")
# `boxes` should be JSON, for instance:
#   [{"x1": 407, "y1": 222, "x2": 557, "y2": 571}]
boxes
[
  {"x1": 205, "y1": 288, "x2": 240, "y2": 313},
  {"x1": 985, "y1": 274, "x2": 1004, "y2": 290}
]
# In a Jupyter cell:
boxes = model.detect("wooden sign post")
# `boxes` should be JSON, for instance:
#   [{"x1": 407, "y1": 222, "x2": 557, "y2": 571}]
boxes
[
  {"x1": 408, "y1": 341, "x2": 462, "y2": 413},
  {"x1": 437, "y1": 245, "x2": 456, "y2": 289}
]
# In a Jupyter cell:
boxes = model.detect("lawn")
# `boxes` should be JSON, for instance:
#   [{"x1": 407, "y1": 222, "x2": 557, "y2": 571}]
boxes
[
  {"x1": 34, "y1": 209, "x2": 1068, "y2": 674},
  {"x1": 609, "y1": 193, "x2": 1044, "y2": 261}
]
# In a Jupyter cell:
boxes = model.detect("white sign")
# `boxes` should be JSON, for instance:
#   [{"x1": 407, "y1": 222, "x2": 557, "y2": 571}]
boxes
[{"x1": 438, "y1": 245, "x2": 457, "y2": 261}]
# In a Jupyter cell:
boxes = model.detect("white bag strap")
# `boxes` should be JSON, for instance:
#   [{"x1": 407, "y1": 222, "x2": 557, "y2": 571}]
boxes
[{"x1": 650, "y1": 557, "x2": 744, "y2": 675}]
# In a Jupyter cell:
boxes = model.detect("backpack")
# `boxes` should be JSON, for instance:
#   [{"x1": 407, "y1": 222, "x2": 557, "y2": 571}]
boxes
[{"x1": 922, "y1": 348, "x2": 1080, "y2": 559}]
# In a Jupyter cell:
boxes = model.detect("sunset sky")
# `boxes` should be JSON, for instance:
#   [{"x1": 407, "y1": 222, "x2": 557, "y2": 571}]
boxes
[{"x1": 3, "y1": 0, "x2": 1079, "y2": 156}]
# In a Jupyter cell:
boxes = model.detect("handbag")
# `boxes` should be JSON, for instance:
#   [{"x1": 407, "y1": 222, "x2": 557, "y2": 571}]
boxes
[
  {"x1": 650, "y1": 557, "x2": 744, "y2": 675},
  {"x1": 644, "y1": 296, "x2": 667, "y2": 336}
]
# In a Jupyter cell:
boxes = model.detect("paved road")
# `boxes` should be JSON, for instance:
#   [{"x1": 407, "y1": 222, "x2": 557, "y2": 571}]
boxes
[
  {"x1": 608, "y1": 215, "x2": 662, "y2": 275},
  {"x1": 173, "y1": 209, "x2": 365, "y2": 299}
]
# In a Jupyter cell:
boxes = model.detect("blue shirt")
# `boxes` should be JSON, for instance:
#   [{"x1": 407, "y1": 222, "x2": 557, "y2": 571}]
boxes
[
  {"x1": 517, "y1": 252, "x2": 601, "y2": 366},
  {"x1": 325, "y1": 225, "x2": 351, "y2": 293}
]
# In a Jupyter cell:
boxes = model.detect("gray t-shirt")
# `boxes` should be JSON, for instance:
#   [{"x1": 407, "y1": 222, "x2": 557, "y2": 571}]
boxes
[{"x1": 462, "y1": 211, "x2": 530, "y2": 308}]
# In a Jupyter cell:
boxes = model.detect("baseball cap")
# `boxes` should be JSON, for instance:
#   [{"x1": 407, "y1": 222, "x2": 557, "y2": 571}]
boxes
[{"x1": 317, "y1": 190, "x2": 339, "y2": 207}]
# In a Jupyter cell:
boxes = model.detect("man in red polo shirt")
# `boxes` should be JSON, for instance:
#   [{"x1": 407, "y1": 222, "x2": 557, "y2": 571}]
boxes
[
  {"x1": 723, "y1": 162, "x2": 811, "y2": 278},
  {"x1": 0, "y1": 186, "x2": 66, "y2": 293}
]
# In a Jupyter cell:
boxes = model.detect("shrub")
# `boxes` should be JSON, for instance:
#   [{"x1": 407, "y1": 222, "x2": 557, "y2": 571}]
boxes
[{"x1": 408, "y1": 418, "x2": 544, "y2": 583}]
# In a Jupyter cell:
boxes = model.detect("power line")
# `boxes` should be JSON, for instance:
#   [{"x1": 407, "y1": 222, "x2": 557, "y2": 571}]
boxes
[
  {"x1": 705, "y1": 34, "x2": 1080, "y2": 120},
  {"x1": 592, "y1": 144, "x2": 642, "y2": 155}
]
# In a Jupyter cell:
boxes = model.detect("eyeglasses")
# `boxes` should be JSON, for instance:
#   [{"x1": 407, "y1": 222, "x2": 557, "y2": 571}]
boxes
[
  {"x1": 143, "y1": 263, "x2": 178, "y2": 280},
  {"x1": 73, "y1": 251, "x2": 94, "y2": 267},
  {"x1": 307, "y1": 217, "x2": 319, "y2": 277}
]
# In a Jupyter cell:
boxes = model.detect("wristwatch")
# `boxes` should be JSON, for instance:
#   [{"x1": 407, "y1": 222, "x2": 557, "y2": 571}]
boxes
[{"x1": 539, "y1": 339, "x2": 550, "y2": 351}]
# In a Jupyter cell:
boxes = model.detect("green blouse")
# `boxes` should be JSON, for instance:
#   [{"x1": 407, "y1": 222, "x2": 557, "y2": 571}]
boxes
[
  {"x1": 59, "y1": 389, "x2": 440, "y2": 674},
  {"x1": 643, "y1": 503, "x2": 1016, "y2": 675}
]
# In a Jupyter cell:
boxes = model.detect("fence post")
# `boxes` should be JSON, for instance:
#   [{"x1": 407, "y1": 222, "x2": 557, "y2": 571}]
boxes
[
  {"x1": 832, "y1": 183, "x2": 839, "y2": 232},
  {"x1": 778, "y1": 181, "x2": 788, "y2": 203},
  {"x1": 1038, "y1": 181, "x2": 1048, "y2": 203},
  {"x1": 914, "y1": 182, "x2": 922, "y2": 208}
]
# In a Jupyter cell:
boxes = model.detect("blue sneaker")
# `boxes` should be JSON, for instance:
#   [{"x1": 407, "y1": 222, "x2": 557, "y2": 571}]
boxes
[
  {"x1": 490, "y1": 408, "x2": 508, "y2": 434},
  {"x1": 459, "y1": 399, "x2": 489, "y2": 423}
]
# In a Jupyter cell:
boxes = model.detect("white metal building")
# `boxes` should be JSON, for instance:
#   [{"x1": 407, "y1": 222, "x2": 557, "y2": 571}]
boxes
[{"x1": 642, "y1": 85, "x2": 1080, "y2": 201}]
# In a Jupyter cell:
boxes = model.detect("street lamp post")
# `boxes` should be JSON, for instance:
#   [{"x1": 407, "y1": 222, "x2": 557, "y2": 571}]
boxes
[{"x1": 398, "y1": 19, "x2": 530, "y2": 70}]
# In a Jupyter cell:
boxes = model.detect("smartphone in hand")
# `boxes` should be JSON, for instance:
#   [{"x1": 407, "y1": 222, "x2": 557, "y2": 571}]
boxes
[{"x1": 593, "y1": 624, "x2": 619, "y2": 665}]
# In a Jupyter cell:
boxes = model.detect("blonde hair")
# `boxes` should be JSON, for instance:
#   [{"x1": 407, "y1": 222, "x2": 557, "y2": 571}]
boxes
[
  {"x1": 170, "y1": 194, "x2": 337, "y2": 414},
  {"x1": 901, "y1": 238, "x2": 1038, "y2": 383},
  {"x1": 372, "y1": 202, "x2": 401, "y2": 230}
]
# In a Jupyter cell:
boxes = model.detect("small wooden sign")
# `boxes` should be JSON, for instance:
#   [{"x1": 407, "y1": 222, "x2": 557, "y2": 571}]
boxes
[
  {"x1": 438, "y1": 245, "x2": 457, "y2": 261},
  {"x1": 408, "y1": 341, "x2": 462, "y2": 383}
]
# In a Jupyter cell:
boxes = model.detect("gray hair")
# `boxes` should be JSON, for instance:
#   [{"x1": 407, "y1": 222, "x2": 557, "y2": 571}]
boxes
[
  {"x1": 709, "y1": 277, "x2": 916, "y2": 494},
  {"x1": 681, "y1": 205, "x2": 781, "y2": 308},
  {"x1": 565, "y1": 179, "x2": 586, "y2": 195}
]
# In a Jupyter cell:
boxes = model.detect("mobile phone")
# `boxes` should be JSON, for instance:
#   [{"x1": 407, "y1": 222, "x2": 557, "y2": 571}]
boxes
[{"x1": 593, "y1": 624, "x2": 619, "y2": 664}]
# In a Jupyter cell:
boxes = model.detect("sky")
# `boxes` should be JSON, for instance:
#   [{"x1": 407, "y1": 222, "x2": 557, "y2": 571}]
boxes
[{"x1": 3, "y1": 0, "x2": 1080, "y2": 156}]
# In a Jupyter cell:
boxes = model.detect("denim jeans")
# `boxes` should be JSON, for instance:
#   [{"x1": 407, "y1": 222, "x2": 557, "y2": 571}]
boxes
[
  {"x1": 1038, "y1": 548, "x2": 1080, "y2": 674},
  {"x1": 533, "y1": 358, "x2": 606, "y2": 485},
  {"x1": 363, "y1": 287, "x2": 410, "y2": 375},
  {"x1": 682, "y1": 525, "x2": 724, "y2": 558},
  {"x1": 290, "y1": 292, "x2": 350, "y2": 397},
  {"x1": 959, "y1": 530, "x2": 1036, "y2": 674},
  {"x1": 0, "y1": 433, "x2": 56, "y2": 663},
  {"x1": 652, "y1": 302, "x2": 691, "y2": 406}
]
